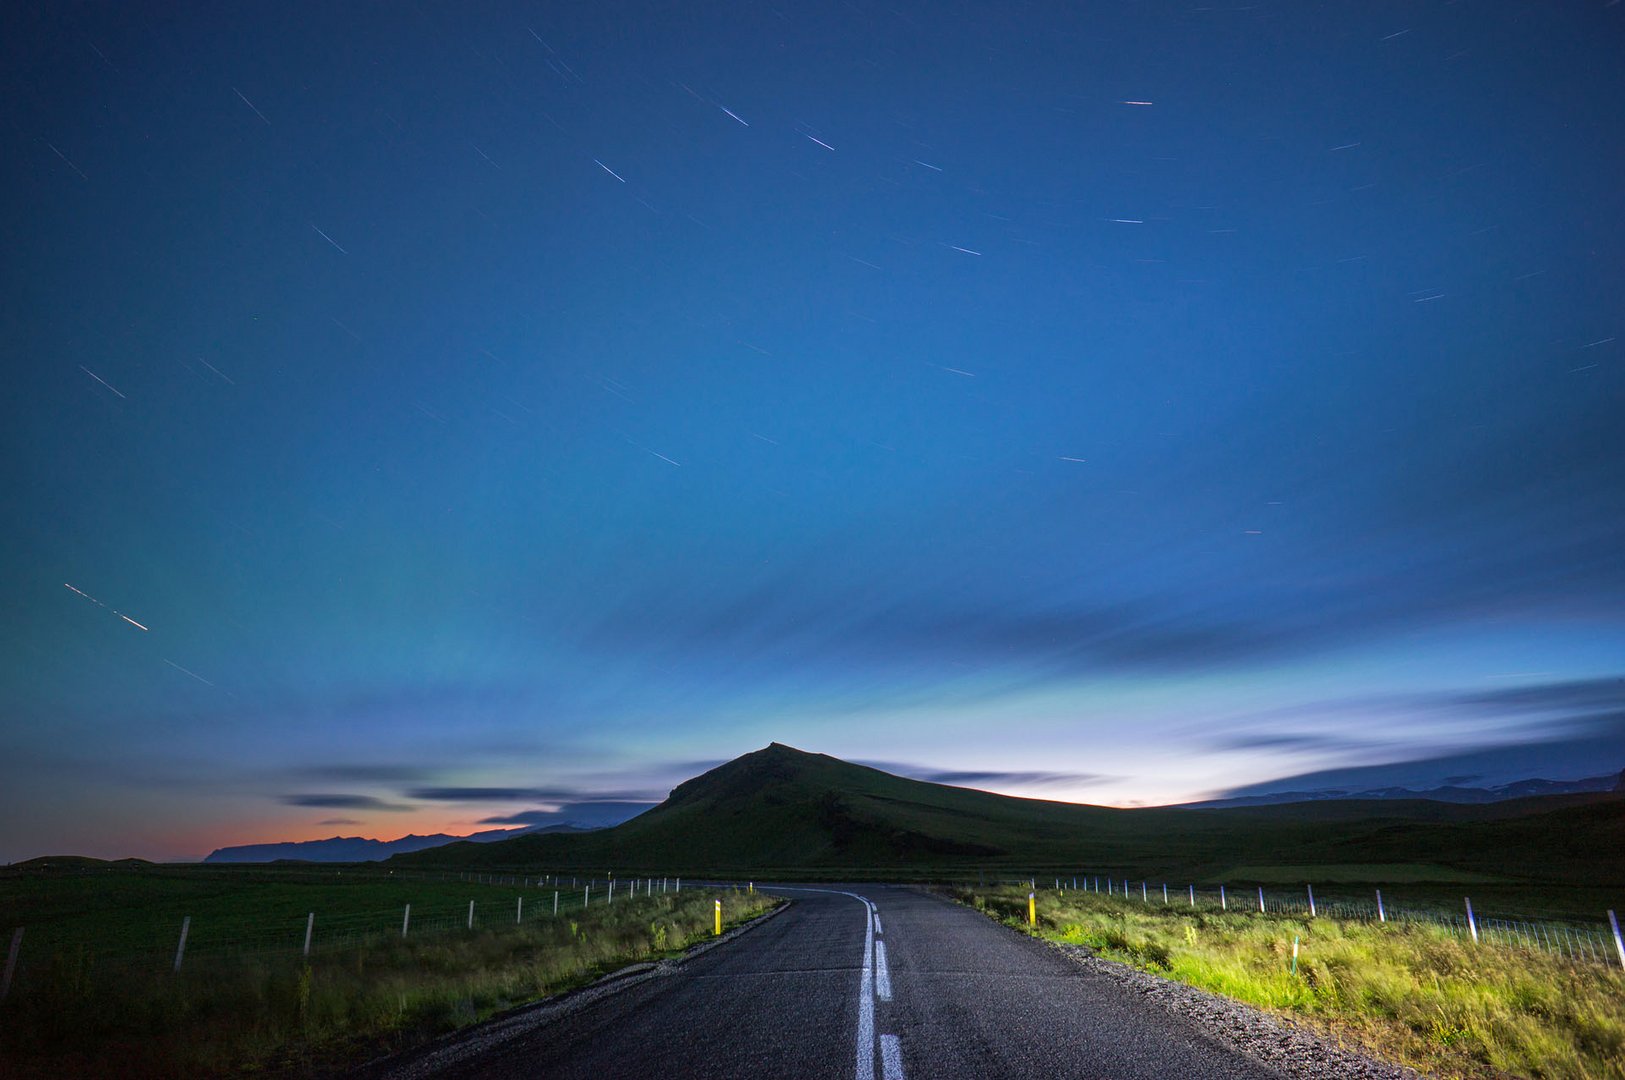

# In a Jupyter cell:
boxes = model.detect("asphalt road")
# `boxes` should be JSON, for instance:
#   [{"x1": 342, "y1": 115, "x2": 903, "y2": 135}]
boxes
[{"x1": 387, "y1": 885, "x2": 1282, "y2": 1080}]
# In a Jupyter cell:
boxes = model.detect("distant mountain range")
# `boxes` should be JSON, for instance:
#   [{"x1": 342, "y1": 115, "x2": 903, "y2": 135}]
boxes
[
  {"x1": 203, "y1": 823, "x2": 590, "y2": 863},
  {"x1": 384, "y1": 744, "x2": 1625, "y2": 886},
  {"x1": 1185, "y1": 770, "x2": 1625, "y2": 809}
]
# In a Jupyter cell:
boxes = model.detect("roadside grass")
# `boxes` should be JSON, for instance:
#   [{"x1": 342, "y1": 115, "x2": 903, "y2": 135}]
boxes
[
  {"x1": 954, "y1": 885, "x2": 1625, "y2": 1080},
  {"x1": 0, "y1": 886, "x2": 777, "y2": 1078}
]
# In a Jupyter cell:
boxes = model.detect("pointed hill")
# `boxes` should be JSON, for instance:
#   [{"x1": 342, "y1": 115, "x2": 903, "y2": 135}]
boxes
[{"x1": 386, "y1": 743, "x2": 1625, "y2": 883}]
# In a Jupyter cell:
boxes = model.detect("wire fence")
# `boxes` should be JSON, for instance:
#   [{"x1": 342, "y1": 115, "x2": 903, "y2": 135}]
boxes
[
  {"x1": 996, "y1": 874, "x2": 1625, "y2": 970},
  {"x1": 0, "y1": 871, "x2": 709, "y2": 999}
]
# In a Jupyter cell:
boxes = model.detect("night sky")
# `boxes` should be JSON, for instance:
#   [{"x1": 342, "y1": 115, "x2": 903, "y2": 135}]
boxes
[{"x1": 3, "y1": 2, "x2": 1623, "y2": 862}]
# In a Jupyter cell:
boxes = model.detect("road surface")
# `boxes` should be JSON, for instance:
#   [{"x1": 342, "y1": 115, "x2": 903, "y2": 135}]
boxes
[{"x1": 382, "y1": 884, "x2": 1282, "y2": 1079}]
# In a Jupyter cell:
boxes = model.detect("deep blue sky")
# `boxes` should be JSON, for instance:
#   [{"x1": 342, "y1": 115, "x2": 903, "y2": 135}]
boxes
[{"x1": 3, "y1": 1, "x2": 1622, "y2": 861}]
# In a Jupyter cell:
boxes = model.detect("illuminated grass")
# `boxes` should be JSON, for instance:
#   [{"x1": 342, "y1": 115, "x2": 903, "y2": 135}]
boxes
[{"x1": 956, "y1": 885, "x2": 1625, "y2": 1080}]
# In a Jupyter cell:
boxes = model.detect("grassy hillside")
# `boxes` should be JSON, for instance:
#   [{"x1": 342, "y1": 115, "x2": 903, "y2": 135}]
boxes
[{"x1": 389, "y1": 745, "x2": 1625, "y2": 888}]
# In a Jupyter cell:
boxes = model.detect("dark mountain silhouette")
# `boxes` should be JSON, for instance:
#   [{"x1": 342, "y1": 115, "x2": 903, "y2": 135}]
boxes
[
  {"x1": 1185, "y1": 772, "x2": 1623, "y2": 808},
  {"x1": 387, "y1": 743, "x2": 1625, "y2": 884},
  {"x1": 203, "y1": 823, "x2": 591, "y2": 863}
]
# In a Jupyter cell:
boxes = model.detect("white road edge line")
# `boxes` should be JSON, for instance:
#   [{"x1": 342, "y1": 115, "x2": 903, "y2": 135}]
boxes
[
  {"x1": 859, "y1": 901, "x2": 875, "y2": 1080},
  {"x1": 880, "y1": 1033, "x2": 906, "y2": 1080},
  {"x1": 875, "y1": 939, "x2": 893, "y2": 1001}
]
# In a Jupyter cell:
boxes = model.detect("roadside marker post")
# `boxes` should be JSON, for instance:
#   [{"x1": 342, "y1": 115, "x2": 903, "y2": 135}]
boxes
[
  {"x1": 1608, "y1": 910, "x2": 1625, "y2": 970},
  {"x1": 554, "y1": 891, "x2": 559, "y2": 916},
  {"x1": 1028, "y1": 892, "x2": 1037, "y2": 928},
  {"x1": 1162, "y1": 883, "x2": 1168, "y2": 904},
  {"x1": 304, "y1": 913, "x2": 315, "y2": 957},
  {"x1": 714, "y1": 900, "x2": 722, "y2": 936},
  {"x1": 517, "y1": 897, "x2": 523, "y2": 924},
  {"x1": 585, "y1": 884, "x2": 590, "y2": 908},
  {"x1": 1258, "y1": 886, "x2": 1265, "y2": 913},
  {"x1": 173, "y1": 916, "x2": 191, "y2": 973},
  {"x1": 1220, "y1": 885, "x2": 1227, "y2": 911},
  {"x1": 1307, "y1": 884, "x2": 1316, "y2": 918},
  {"x1": 1141, "y1": 881, "x2": 1147, "y2": 902},
  {"x1": 467, "y1": 900, "x2": 475, "y2": 930},
  {"x1": 1189, "y1": 885, "x2": 1195, "y2": 907},
  {"x1": 402, "y1": 904, "x2": 411, "y2": 938},
  {"x1": 1290, "y1": 935, "x2": 1299, "y2": 976},
  {"x1": 1376, "y1": 890, "x2": 1385, "y2": 923},
  {"x1": 1465, "y1": 898, "x2": 1479, "y2": 944},
  {"x1": 1, "y1": 928, "x2": 21, "y2": 1002}
]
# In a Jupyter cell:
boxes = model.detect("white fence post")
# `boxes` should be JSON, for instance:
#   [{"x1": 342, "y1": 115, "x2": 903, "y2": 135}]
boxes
[
  {"x1": 1375, "y1": 890, "x2": 1385, "y2": 923},
  {"x1": 468, "y1": 900, "x2": 475, "y2": 930},
  {"x1": 1608, "y1": 910, "x2": 1625, "y2": 970},
  {"x1": 1, "y1": 928, "x2": 21, "y2": 1002},
  {"x1": 402, "y1": 904, "x2": 411, "y2": 938},
  {"x1": 303, "y1": 912, "x2": 314, "y2": 957},
  {"x1": 1465, "y1": 898, "x2": 1478, "y2": 944},
  {"x1": 173, "y1": 916, "x2": 191, "y2": 973},
  {"x1": 1307, "y1": 884, "x2": 1316, "y2": 917}
]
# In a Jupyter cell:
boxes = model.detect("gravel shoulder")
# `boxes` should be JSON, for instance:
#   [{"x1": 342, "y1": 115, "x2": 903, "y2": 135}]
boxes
[{"x1": 1043, "y1": 937, "x2": 1429, "y2": 1080}]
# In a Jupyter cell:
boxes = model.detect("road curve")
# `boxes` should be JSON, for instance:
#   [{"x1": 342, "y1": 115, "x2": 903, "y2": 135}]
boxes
[{"x1": 380, "y1": 885, "x2": 1282, "y2": 1079}]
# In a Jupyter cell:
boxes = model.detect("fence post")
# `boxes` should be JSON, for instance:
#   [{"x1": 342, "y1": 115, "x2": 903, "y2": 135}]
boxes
[
  {"x1": 1375, "y1": 890, "x2": 1385, "y2": 923},
  {"x1": 468, "y1": 900, "x2": 475, "y2": 930},
  {"x1": 402, "y1": 904, "x2": 411, "y2": 937},
  {"x1": 1258, "y1": 886, "x2": 1265, "y2": 913},
  {"x1": 1307, "y1": 884, "x2": 1316, "y2": 917},
  {"x1": 173, "y1": 916, "x2": 191, "y2": 973},
  {"x1": 304, "y1": 912, "x2": 315, "y2": 956},
  {"x1": 1465, "y1": 898, "x2": 1478, "y2": 944},
  {"x1": 1609, "y1": 910, "x2": 1625, "y2": 970},
  {"x1": 1, "y1": 928, "x2": 21, "y2": 1002}
]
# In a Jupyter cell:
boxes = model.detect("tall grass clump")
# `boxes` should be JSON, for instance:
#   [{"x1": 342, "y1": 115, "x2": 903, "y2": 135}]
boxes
[
  {"x1": 955, "y1": 885, "x2": 1625, "y2": 1080},
  {"x1": 0, "y1": 888, "x2": 776, "y2": 1078}
]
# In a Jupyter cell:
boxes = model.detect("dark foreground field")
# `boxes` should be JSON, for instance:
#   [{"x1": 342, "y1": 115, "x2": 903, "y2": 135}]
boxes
[{"x1": 0, "y1": 864, "x2": 773, "y2": 1078}]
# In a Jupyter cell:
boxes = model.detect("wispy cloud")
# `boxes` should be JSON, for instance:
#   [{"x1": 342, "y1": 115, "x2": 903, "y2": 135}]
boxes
[
  {"x1": 475, "y1": 801, "x2": 655, "y2": 827},
  {"x1": 279, "y1": 793, "x2": 416, "y2": 812},
  {"x1": 405, "y1": 785, "x2": 657, "y2": 803}
]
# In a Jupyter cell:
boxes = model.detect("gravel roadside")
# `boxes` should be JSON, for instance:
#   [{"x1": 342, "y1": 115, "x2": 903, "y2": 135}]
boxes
[{"x1": 1045, "y1": 938, "x2": 1431, "y2": 1080}]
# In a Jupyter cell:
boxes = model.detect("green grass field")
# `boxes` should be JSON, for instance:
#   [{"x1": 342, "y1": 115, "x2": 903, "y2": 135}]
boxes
[
  {"x1": 956, "y1": 884, "x2": 1625, "y2": 1080},
  {"x1": 0, "y1": 865, "x2": 776, "y2": 1078}
]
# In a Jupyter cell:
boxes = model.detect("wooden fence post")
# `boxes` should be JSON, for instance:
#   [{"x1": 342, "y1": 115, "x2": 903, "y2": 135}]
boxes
[
  {"x1": 173, "y1": 916, "x2": 191, "y2": 973},
  {"x1": 1, "y1": 928, "x2": 21, "y2": 1001}
]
